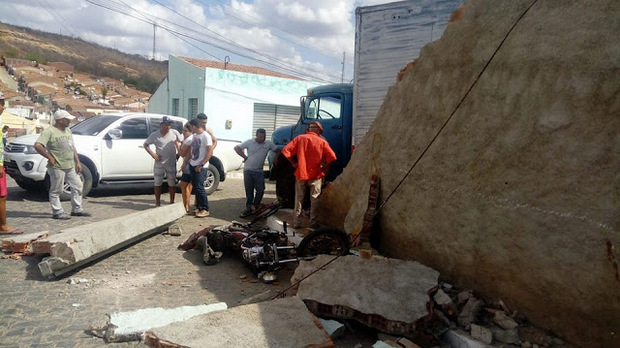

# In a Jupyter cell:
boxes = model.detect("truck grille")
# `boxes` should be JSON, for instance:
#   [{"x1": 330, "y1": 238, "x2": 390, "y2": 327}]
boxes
[{"x1": 5, "y1": 143, "x2": 25, "y2": 153}]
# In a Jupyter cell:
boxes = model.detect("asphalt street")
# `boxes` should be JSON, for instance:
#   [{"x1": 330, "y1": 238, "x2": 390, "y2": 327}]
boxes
[{"x1": 0, "y1": 173, "x2": 303, "y2": 348}]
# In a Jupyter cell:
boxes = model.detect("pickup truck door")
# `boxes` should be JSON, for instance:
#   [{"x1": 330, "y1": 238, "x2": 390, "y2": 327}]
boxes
[{"x1": 101, "y1": 117, "x2": 153, "y2": 179}]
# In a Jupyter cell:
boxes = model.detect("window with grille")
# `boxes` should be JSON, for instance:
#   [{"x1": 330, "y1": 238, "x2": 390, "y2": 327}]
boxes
[
  {"x1": 187, "y1": 98, "x2": 198, "y2": 119},
  {"x1": 171, "y1": 98, "x2": 179, "y2": 116}
]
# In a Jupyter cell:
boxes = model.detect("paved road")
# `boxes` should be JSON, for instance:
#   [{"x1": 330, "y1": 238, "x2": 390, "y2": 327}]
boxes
[{"x1": 0, "y1": 173, "x2": 303, "y2": 347}]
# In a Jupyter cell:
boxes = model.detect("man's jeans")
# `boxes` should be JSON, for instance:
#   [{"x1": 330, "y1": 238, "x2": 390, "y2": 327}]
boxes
[
  {"x1": 48, "y1": 167, "x2": 83, "y2": 215},
  {"x1": 244, "y1": 170, "x2": 265, "y2": 208},
  {"x1": 189, "y1": 164, "x2": 209, "y2": 211}
]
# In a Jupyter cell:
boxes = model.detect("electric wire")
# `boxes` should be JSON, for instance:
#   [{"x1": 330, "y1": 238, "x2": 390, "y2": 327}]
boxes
[
  {"x1": 200, "y1": 0, "x2": 347, "y2": 65},
  {"x1": 83, "y1": 0, "x2": 336, "y2": 82},
  {"x1": 271, "y1": 0, "x2": 541, "y2": 301},
  {"x1": 148, "y1": 0, "x2": 337, "y2": 81},
  {"x1": 35, "y1": 0, "x2": 82, "y2": 38}
]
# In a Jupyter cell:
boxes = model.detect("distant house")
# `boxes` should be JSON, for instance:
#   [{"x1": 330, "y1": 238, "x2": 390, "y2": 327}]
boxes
[{"x1": 147, "y1": 55, "x2": 321, "y2": 142}]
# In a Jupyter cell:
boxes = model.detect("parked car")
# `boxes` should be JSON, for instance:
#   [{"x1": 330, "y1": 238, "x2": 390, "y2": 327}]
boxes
[{"x1": 4, "y1": 113, "x2": 243, "y2": 200}]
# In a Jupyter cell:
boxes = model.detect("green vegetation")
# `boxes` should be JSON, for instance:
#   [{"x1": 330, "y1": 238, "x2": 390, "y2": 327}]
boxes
[{"x1": 25, "y1": 52, "x2": 47, "y2": 64}]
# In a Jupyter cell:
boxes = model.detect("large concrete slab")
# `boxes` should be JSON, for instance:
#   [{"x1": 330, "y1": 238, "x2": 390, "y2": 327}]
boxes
[
  {"x1": 37, "y1": 203, "x2": 186, "y2": 278},
  {"x1": 144, "y1": 296, "x2": 333, "y2": 347},
  {"x1": 318, "y1": 0, "x2": 620, "y2": 345},
  {"x1": 292, "y1": 255, "x2": 439, "y2": 324}
]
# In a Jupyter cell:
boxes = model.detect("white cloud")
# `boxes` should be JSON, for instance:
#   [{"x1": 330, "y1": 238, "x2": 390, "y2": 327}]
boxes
[{"x1": 0, "y1": 0, "x2": 441, "y2": 82}]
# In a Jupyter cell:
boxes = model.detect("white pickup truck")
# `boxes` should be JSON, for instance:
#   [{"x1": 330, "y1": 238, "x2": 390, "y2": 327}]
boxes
[{"x1": 4, "y1": 113, "x2": 243, "y2": 200}]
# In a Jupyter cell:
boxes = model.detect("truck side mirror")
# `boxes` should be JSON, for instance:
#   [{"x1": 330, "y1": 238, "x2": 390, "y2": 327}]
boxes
[
  {"x1": 300, "y1": 96, "x2": 306, "y2": 119},
  {"x1": 107, "y1": 129, "x2": 122, "y2": 140}
]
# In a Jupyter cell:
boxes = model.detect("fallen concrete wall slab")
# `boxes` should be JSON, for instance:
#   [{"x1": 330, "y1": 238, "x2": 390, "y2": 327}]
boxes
[
  {"x1": 37, "y1": 203, "x2": 186, "y2": 278},
  {"x1": 318, "y1": 0, "x2": 620, "y2": 345},
  {"x1": 292, "y1": 255, "x2": 439, "y2": 333},
  {"x1": 90, "y1": 302, "x2": 227, "y2": 342},
  {"x1": 144, "y1": 297, "x2": 334, "y2": 348}
]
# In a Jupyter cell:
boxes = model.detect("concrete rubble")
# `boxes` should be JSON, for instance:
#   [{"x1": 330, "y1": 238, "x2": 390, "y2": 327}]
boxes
[
  {"x1": 287, "y1": 251, "x2": 569, "y2": 347},
  {"x1": 143, "y1": 296, "x2": 334, "y2": 348}
]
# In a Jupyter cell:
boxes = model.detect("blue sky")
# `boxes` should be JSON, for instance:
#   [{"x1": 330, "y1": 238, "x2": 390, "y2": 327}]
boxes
[{"x1": 0, "y1": 0, "x2": 460, "y2": 83}]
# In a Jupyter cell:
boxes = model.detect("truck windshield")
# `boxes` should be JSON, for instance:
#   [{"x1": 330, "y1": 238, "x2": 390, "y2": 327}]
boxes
[
  {"x1": 306, "y1": 96, "x2": 342, "y2": 120},
  {"x1": 71, "y1": 115, "x2": 121, "y2": 136}
]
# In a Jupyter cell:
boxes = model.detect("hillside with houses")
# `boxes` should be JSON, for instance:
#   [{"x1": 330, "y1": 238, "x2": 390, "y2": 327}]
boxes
[{"x1": 0, "y1": 22, "x2": 166, "y2": 135}]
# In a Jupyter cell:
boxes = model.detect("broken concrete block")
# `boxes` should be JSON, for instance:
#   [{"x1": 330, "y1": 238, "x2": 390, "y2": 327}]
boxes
[
  {"x1": 441, "y1": 329, "x2": 493, "y2": 348},
  {"x1": 394, "y1": 337, "x2": 421, "y2": 348},
  {"x1": 37, "y1": 203, "x2": 186, "y2": 278},
  {"x1": 1, "y1": 231, "x2": 49, "y2": 253},
  {"x1": 458, "y1": 297, "x2": 483, "y2": 327},
  {"x1": 470, "y1": 324, "x2": 493, "y2": 344},
  {"x1": 293, "y1": 255, "x2": 439, "y2": 334},
  {"x1": 457, "y1": 290, "x2": 472, "y2": 304},
  {"x1": 319, "y1": 318, "x2": 346, "y2": 339},
  {"x1": 373, "y1": 341, "x2": 398, "y2": 348},
  {"x1": 144, "y1": 297, "x2": 333, "y2": 347},
  {"x1": 491, "y1": 327, "x2": 520, "y2": 345},
  {"x1": 38, "y1": 256, "x2": 71, "y2": 277},
  {"x1": 90, "y1": 302, "x2": 227, "y2": 342},
  {"x1": 493, "y1": 311, "x2": 518, "y2": 330},
  {"x1": 434, "y1": 289, "x2": 457, "y2": 316}
]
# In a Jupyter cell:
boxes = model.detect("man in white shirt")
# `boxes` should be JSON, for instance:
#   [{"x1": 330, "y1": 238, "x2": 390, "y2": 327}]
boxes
[
  {"x1": 234, "y1": 128, "x2": 279, "y2": 217},
  {"x1": 188, "y1": 118, "x2": 213, "y2": 218},
  {"x1": 144, "y1": 116, "x2": 182, "y2": 206}
]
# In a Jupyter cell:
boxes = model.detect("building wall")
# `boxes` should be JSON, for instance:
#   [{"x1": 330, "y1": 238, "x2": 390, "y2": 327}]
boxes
[
  {"x1": 319, "y1": 0, "x2": 619, "y2": 347},
  {"x1": 149, "y1": 55, "x2": 320, "y2": 142},
  {"x1": 148, "y1": 77, "x2": 169, "y2": 116}
]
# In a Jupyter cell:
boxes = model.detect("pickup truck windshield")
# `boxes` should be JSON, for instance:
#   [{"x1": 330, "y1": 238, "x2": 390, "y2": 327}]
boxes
[{"x1": 71, "y1": 115, "x2": 121, "y2": 136}]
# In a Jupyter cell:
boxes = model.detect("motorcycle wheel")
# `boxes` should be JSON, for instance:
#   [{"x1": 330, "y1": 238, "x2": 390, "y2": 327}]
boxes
[{"x1": 297, "y1": 228, "x2": 350, "y2": 257}]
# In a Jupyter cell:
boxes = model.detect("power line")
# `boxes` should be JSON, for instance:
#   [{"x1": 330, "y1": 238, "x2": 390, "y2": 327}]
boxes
[
  {"x1": 36, "y1": 0, "x2": 81, "y2": 38},
  {"x1": 198, "y1": 0, "x2": 345, "y2": 65},
  {"x1": 83, "y1": 0, "x2": 337, "y2": 82}
]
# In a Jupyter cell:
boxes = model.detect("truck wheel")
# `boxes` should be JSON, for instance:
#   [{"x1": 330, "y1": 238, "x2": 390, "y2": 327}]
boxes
[
  {"x1": 204, "y1": 164, "x2": 220, "y2": 195},
  {"x1": 45, "y1": 165, "x2": 93, "y2": 201},
  {"x1": 272, "y1": 153, "x2": 296, "y2": 208}
]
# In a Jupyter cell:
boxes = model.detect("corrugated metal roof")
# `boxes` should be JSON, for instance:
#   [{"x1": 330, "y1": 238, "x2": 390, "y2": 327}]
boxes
[{"x1": 178, "y1": 56, "x2": 304, "y2": 81}]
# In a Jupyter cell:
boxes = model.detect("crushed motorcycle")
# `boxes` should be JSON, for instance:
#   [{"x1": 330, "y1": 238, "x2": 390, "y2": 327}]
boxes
[{"x1": 189, "y1": 220, "x2": 350, "y2": 282}]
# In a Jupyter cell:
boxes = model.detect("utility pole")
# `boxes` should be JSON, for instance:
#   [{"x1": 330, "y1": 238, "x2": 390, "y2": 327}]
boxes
[
  {"x1": 341, "y1": 52, "x2": 346, "y2": 83},
  {"x1": 152, "y1": 23, "x2": 157, "y2": 60}
]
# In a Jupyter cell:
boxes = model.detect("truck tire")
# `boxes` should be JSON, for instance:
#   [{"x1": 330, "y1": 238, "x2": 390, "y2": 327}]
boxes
[
  {"x1": 45, "y1": 165, "x2": 93, "y2": 201},
  {"x1": 272, "y1": 153, "x2": 296, "y2": 208},
  {"x1": 204, "y1": 164, "x2": 220, "y2": 195}
]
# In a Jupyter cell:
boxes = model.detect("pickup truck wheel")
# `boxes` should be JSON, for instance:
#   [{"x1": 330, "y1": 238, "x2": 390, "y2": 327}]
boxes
[
  {"x1": 45, "y1": 165, "x2": 93, "y2": 201},
  {"x1": 204, "y1": 164, "x2": 220, "y2": 195}
]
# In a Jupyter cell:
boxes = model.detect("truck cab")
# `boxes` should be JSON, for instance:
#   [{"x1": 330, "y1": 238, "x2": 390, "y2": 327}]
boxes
[{"x1": 271, "y1": 83, "x2": 353, "y2": 181}]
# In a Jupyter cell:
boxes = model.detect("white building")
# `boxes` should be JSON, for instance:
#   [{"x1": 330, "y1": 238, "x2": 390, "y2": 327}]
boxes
[{"x1": 147, "y1": 55, "x2": 322, "y2": 141}]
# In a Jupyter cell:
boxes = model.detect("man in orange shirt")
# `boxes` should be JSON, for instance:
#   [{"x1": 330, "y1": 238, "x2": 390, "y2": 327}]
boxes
[{"x1": 281, "y1": 121, "x2": 336, "y2": 228}]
